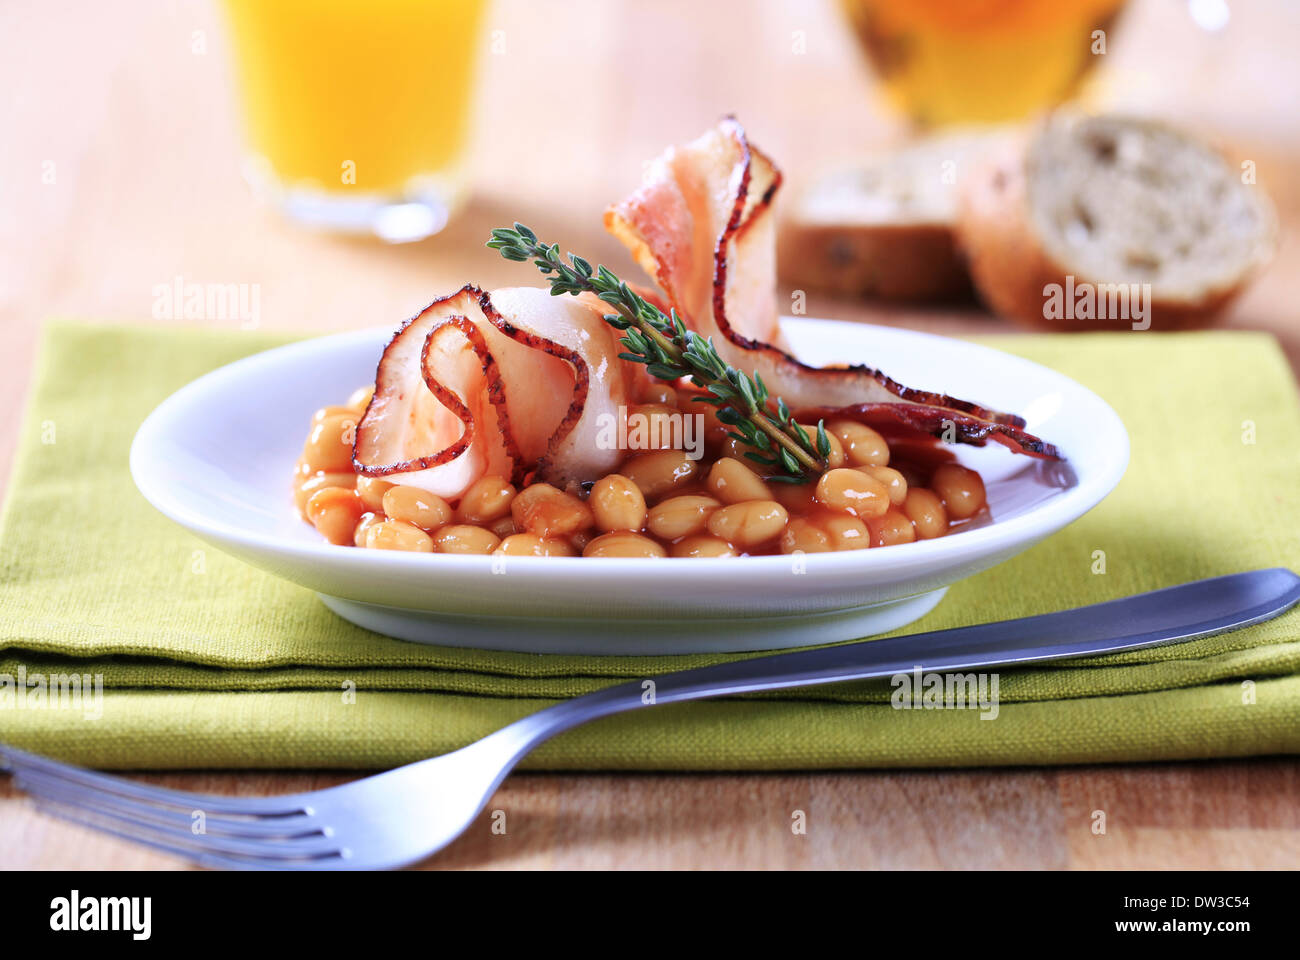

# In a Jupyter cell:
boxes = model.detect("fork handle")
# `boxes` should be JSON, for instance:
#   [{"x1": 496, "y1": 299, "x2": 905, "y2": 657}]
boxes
[{"x1": 496, "y1": 568, "x2": 1300, "y2": 754}]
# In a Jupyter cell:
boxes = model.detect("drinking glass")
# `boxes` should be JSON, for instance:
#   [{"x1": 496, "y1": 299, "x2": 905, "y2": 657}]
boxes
[
  {"x1": 838, "y1": 0, "x2": 1128, "y2": 126},
  {"x1": 223, "y1": 0, "x2": 488, "y2": 242}
]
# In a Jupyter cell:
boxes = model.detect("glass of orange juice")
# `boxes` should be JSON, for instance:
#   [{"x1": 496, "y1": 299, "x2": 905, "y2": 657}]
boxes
[
  {"x1": 838, "y1": 0, "x2": 1127, "y2": 127},
  {"x1": 222, "y1": 0, "x2": 488, "y2": 242}
]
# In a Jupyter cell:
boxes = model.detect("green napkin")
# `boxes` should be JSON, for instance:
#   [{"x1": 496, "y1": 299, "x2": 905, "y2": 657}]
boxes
[{"x1": 1, "y1": 322, "x2": 1298, "y2": 770}]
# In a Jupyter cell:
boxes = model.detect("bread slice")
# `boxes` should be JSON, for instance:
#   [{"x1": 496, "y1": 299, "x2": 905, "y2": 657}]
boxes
[
  {"x1": 958, "y1": 113, "x2": 1276, "y2": 331},
  {"x1": 780, "y1": 131, "x2": 1002, "y2": 301}
]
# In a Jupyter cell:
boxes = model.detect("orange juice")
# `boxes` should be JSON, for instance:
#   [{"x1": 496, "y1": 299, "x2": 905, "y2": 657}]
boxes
[
  {"x1": 223, "y1": 0, "x2": 488, "y2": 235},
  {"x1": 839, "y1": 0, "x2": 1126, "y2": 126}
]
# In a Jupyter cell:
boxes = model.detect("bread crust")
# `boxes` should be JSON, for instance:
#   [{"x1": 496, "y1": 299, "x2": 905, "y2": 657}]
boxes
[
  {"x1": 956, "y1": 129, "x2": 1259, "y2": 332},
  {"x1": 779, "y1": 219, "x2": 972, "y2": 301}
]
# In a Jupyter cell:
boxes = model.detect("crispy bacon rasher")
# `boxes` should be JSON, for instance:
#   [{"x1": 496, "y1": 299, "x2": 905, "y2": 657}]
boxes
[
  {"x1": 353, "y1": 285, "x2": 644, "y2": 496},
  {"x1": 355, "y1": 119, "x2": 1058, "y2": 499},
  {"x1": 605, "y1": 117, "x2": 1059, "y2": 460}
]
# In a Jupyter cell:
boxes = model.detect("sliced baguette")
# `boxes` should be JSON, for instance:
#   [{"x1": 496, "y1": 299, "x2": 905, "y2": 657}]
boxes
[
  {"x1": 779, "y1": 131, "x2": 1003, "y2": 301},
  {"x1": 957, "y1": 112, "x2": 1276, "y2": 331}
]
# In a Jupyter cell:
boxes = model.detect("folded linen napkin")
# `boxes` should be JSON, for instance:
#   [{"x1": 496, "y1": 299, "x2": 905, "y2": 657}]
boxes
[{"x1": 1, "y1": 322, "x2": 1297, "y2": 769}]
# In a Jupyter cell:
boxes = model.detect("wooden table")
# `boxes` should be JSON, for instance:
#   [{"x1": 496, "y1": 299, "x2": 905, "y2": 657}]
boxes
[{"x1": 2, "y1": 0, "x2": 1298, "y2": 869}]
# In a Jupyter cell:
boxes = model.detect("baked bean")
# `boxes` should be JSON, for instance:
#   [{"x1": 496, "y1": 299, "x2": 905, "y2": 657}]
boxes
[
  {"x1": 542, "y1": 537, "x2": 577, "y2": 557},
  {"x1": 590, "y1": 474, "x2": 647, "y2": 532},
  {"x1": 706, "y1": 457, "x2": 772, "y2": 504},
  {"x1": 312, "y1": 405, "x2": 357, "y2": 425},
  {"x1": 353, "y1": 511, "x2": 380, "y2": 547},
  {"x1": 821, "y1": 513, "x2": 871, "y2": 551},
  {"x1": 626, "y1": 404, "x2": 682, "y2": 452},
  {"x1": 583, "y1": 531, "x2": 667, "y2": 558},
  {"x1": 706, "y1": 500, "x2": 788, "y2": 548},
  {"x1": 347, "y1": 385, "x2": 375, "y2": 410},
  {"x1": 356, "y1": 475, "x2": 393, "y2": 512},
  {"x1": 305, "y1": 487, "x2": 366, "y2": 545},
  {"x1": 779, "y1": 518, "x2": 833, "y2": 554},
  {"x1": 646, "y1": 495, "x2": 720, "y2": 540},
  {"x1": 824, "y1": 430, "x2": 847, "y2": 469},
  {"x1": 457, "y1": 476, "x2": 516, "y2": 524},
  {"x1": 796, "y1": 423, "x2": 846, "y2": 469},
  {"x1": 620, "y1": 450, "x2": 700, "y2": 499},
  {"x1": 511, "y1": 483, "x2": 594, "y2": 538},
  {"x1": 688, "y1": 396, "x2": 731, "y2": 453},
  {"x1": 303, "y1": 413, "x2": 358, "y2": 473},
  {"x1": 858, "y1": 465, "x2": 907, "y2": 505},
  {"x1": 930, "y1": 464, "x2": 986, "y2": 520},
  {"x1": 364, "y1": 519, "x2": 434, "y2": 553},
  {"x1": 689, "y1": 394, "x2": 727, "y2": 433},
  {"x1": 382, "y1": 485, "x2": 452, "y2": 532},
  {"x1": 670, "y1": 535, "x2": 736, "y2": 558},
  {"x1": 903, "y1": 488, "x2": 948, "y2": 539},
  {"x1": 295, "y1": 470, "x2": 356, "y2": 513},
  {"x1": 815, "y1": 468, "x2": 890, "y2": 519},
  {"x1": 641, "y1": 383, "x2": 678, "y2": 407},
  {"x1": 867, "y1": 508, "x2": 917, "y2": 547},
  {"x1": 827, "y1": 420, "x2": 890, "y2": 467},
  {"x1": 718, "y1": 435, "x2": 765, "y2": 473},
  {"x1": 432, "y1": 524, "x2": 501, "y2": 555},
  {"x1": 494, "y1": 533, "x2": 575, "y2": 557}
]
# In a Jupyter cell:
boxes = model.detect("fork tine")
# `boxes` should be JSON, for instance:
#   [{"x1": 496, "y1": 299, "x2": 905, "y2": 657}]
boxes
[
  {"x1": 22, "y1": 783, "x2": 348, "y2": 864},
  {"x1": 30, "y1": 797, "x2": 348, "y2": 871},
  {"x1": 12, "y1": 759, "x2": 325, "y2": 832},
  {"x1": 13, "y1": 767, "x2": 328, "y2": 842},
  {"x1": 0, "y1": 745, "x2": 312, "y2": 817}
]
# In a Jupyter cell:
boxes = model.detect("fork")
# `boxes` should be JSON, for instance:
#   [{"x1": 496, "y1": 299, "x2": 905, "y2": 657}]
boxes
[{"x1": 4, "y1": 567, "x2": 1298, "y2": 870}]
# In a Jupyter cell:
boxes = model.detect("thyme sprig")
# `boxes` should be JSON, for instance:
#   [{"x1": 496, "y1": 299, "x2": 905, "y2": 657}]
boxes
[{"x1": 488, "y1": 223, "x2": 829, "y2": 481}]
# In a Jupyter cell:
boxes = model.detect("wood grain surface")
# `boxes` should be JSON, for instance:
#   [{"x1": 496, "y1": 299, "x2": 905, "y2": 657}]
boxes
[{"x1": 2, "y1": 0, "x2": 1298, "y2": 869}]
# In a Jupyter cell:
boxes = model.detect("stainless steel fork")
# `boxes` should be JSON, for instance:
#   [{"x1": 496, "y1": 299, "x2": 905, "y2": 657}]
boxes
[{"x1": 4, "y1": 568, "x2": 1298, "y2": 870}]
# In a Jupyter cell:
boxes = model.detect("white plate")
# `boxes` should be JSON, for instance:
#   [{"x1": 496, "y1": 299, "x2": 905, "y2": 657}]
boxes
[{"x1": 130, "y1": 318, "x2": 1127, "y2": 655}]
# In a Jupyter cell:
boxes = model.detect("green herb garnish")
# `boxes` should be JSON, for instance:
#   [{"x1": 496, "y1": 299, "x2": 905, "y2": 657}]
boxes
[{"x1": 488, "y1": 223, "x2": 829, "y2": 481}]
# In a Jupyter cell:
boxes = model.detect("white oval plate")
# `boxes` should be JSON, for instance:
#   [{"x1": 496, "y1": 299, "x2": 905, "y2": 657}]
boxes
[{"x1": 130, "y1": 318, "x2": 1127, "y2": 655}]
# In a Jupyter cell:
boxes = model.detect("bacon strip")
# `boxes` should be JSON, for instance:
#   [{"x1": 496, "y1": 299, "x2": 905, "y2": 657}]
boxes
[
  {"x1": 482, "y1": 287, "x2": 639, "y2": 487},
  {"x1": 353, "y1": 286, "x2": 636, "y2": 497},
  {"x1": 605, "y1": 117, "x2": 1060, "y2": 459}
]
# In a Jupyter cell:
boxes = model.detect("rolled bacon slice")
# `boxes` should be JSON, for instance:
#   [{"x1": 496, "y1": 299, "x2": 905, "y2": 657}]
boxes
[
  {"x1": 605, "y1": 117, "x2": 1060, "y2": 459},
  {"x1": 353, "y1": 285, "x2": 639, "y2": 498}
]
